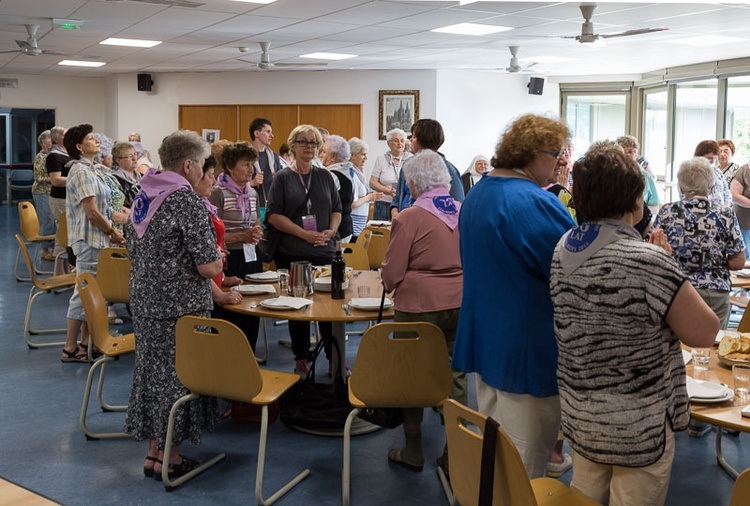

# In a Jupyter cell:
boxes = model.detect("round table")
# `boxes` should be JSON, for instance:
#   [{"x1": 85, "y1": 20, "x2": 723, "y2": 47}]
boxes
[{"x1": 687, "y1": 349, "x2": 750, "y2": 478}]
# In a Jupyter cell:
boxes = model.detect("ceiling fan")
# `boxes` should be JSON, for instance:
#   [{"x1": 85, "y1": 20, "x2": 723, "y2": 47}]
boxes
[
  {"x1": 504, "y1": 46, "x2": 537, "y2": 73},
  {"x1": 0, "y1": 24, "x2": 66, "y2": 57},
  {"x1": 237, "y1": 41, "x2": 328, "y2": 70},
  {"x1": 565, "y1": 3, "x2": 668, "y2": 43}
]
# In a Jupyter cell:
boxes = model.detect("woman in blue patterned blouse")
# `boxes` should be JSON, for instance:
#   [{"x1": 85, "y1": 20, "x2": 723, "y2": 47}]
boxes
[{"x1": 654, "y1": 156, "x2": 745, "y2": 327}]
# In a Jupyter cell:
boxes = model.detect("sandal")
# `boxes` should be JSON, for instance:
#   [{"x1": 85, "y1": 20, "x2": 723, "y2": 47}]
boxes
[
  {"x1": 61, "y1": 347, "x2": 89, "y2": 363},
  {"x1": 154, "y1": 455, "x2": 202, "y2": 481},
  {"x1": 387, "y1": 448, "x2": 423, "y2": 473},
  {"x1": 143, "y1": 455, "x2": 158, "y2": 477}
]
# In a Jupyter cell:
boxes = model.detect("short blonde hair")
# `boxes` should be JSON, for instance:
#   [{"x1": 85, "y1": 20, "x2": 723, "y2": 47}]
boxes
[
  {"x1": 616, "y1": 135, "x2": 639, "y2": 151},
  {"x1": 287, "y1": 125, "x2": 323, "y2": 158}
]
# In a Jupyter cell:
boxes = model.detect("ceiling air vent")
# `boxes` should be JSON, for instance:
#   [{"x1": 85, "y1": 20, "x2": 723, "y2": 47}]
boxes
[
  {"x1": 106, "y1": 0, "x2": 205, "y2": 7},
  {"x1": 0, "y1": 79, "x2": 19, "y2": 89}
]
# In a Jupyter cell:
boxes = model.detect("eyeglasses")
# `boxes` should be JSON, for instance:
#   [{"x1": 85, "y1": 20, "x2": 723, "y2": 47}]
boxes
[
  {"x1": 539, "y1": 149, "x2": 565, "y2": 159},
  {"x1": 117, "y1": 154, "x2": 137, "y2": 160},
  {"x1": 294, "y1": 140, "x2": 318, "y2": 147}
]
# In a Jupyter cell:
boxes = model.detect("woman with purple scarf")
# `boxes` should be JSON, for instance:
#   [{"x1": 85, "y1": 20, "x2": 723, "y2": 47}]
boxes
[
  {"x1": 381, "y1": 149, "x2": 467, "y2": 475},
  {"x1": 124, "y1": 130, "x2": 223, "y2": 481},
  {"x1": 208, "y1": 141, "x2": 263, "y2": 350}
]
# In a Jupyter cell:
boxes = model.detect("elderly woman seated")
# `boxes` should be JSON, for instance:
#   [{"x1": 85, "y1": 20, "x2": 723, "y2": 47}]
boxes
[
  {"x1": 550, "y1": 142, "x2": 718, "y2": 506},
  {"x1": 381, "y1": 149, "x2": 466, "y2": 475},
  {"x1": 654, "y1": 157, "x2": 745, "y2": 328}
]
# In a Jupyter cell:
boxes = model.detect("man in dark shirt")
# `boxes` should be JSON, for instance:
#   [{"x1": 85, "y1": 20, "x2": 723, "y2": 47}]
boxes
[
  {"x1": 249, "y1": 117, "x2": 283, "y2": 220},
  {"x1": 45, "y1": 125, "x2": 69, "y2": 265}
]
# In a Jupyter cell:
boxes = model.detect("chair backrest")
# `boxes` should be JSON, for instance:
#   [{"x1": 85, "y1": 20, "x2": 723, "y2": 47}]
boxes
[
  {"x1": 738, "y1": 307, "x2": 750, "y2": 333},
  {"x1": 10, "y1": 169, "x2": 34, "y2": 187},
  {"x1": 364, "y1": 228, "x2": 390, "y2": 269},
  {"x1": 97, "y1": 248, "x2": 131, "y2": 304},
  {"x1": 342, "y1": 242, "x2": 370, "y2": 271},
  {"x1": 443, "y1": 399, "x2": 538, "y2": 506},
  {"x1": 15, "y1": 234, "x2": 40, "y2": 285},
  {"x1": 355, "y1": 228, "x2": 372, "y2": 252},
  {"x1": 76, "y1": 273, "x2": 116, "y2": 353},
  {"x1": 349, "y1": 322, "x2": 452, "y2": 408},
  {"x1": 366, "y1": 201, "x2": 375, "y2": 222},
  {"x1": 57, "y1": 211, "x2": 69, "y2": 249},
  {"x1": 175, "y1": 316, "x2": 263, "y2": 402},
  {"x1": 18, "y1": 201, "x2": 40, "y2": 240},
  {"x1": 730, "y1": 468, "x2": 750, "y2": 506}
]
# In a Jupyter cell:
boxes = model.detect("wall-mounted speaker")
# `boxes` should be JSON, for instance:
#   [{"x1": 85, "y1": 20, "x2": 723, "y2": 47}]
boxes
[
  {"x1": 527, "y1": 77, "x2": 544, "y2": 96},
  {"x1": 137, "y1": 73, "x2": 153, "y2": 92}
]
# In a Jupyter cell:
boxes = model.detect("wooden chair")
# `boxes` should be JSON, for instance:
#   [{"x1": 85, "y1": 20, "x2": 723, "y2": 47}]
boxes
[
  {"x1": 362, "y1": 227, "x2": 390, "y2": 269},
  {"x1": 737, "y1": 307, "x2": 750, "y2": 332},
  {"x1": 730, "y1": 468, "x2": 750, "y2": 506},
  {"x1": 163, "y1": 315, "x2": 310, "y2": 502},
  {"x1": 16, "y1": 234, "x2": 76, "y2": 349},
  {"x1": 15, "y1": 201, "x2": 55, "y2": 281},
  {"x1": 54, "y1": 211, "x2": 69, "y2": 270},
  {"x1": 342, "y1": 241, "x2": 370, "y2": 270},
  {"x1": 96, "y1": 248, "x2": 131, "y2": 304},
  {"x1": 443, "y1": 399, "x2": 599, "y2": 506},
  {"x1": 366, "y1": 200, "x2": 375, "y2": 222},
  {"x1": 76, "y1": 273, "x2": 136, "y2": 440},
  {"x1": 342, "y1": 322, "x2": 453, "y2": 506}
]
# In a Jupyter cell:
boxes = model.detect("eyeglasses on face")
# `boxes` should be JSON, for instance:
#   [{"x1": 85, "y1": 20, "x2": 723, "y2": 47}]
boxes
[
  {"x1": 538, "y1": 149, "x2": 565, "y2": 159},
  {"x1": 294, "y1": 139, "x2": 318, "y2": 147},
  {"x1": 117, "y1": 154, "x2": 137, "y2": 160}
]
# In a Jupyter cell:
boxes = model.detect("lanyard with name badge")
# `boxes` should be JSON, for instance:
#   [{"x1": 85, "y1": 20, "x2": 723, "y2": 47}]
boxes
[{"x1": 298, "y1": 169, "x2": 318, "y2": 231}]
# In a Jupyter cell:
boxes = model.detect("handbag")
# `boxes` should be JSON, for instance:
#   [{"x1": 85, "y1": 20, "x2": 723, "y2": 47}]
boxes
[
  {"x1": 279, "y1": 336, "x2": 352, "y2": 430},
  {"x1": 354, "y1": 283, "x2": 404, "y2": 429}
]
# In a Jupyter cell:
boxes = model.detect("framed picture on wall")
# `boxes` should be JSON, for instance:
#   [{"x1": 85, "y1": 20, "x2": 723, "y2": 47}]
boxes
[
  {"x1": 378, "y1": 90, "x2": 419, "y2": 140},
  {"x1": 202, "y1": 129, "x2": 220, "y2": 143}
]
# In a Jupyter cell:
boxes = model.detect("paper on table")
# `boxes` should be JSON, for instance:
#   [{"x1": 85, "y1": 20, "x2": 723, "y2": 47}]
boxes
[
  {"x1": 247, "y1": 270, "x2": 278, "y2": 280},
  {"x1": 733, "y1": 268, "x2": 750, "y2": 278},
  {"x1": 685, "y1": 376, "x2": 727, "y2": 399},
  {"x1": 232, "y1": 284, "x2": 276, "y2": 295},
  {"x1": 265, "y1": 296, "x2": 312, "y2": 309}
]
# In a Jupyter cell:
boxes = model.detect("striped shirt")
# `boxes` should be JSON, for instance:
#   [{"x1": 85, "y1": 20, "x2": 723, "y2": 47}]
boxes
[
  {"x1": 550, "y1": 236, "x2": 689, "y2": 467},
  {"x1": 208, "y1": 185, "x2": 259, "y2": 251}
]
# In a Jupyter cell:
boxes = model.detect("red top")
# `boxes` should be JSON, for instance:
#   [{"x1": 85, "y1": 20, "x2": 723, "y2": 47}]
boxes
[{"x1": 210, "y1": 213, "x2": 226, "y2": 287}]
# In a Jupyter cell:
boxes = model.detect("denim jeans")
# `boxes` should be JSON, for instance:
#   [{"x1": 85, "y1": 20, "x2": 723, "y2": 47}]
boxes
[{"x1": 32, "y1": 192, "x2": 54, "y2": 250}]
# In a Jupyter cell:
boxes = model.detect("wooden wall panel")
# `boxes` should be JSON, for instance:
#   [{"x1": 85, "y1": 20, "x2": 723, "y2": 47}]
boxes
[
  {"x1": 299, "y1": 105, "x2": 362, "y2": 141},
  {"x1": 239, "y1": 105, "x2": 298, "y2": 151},
  {"x1": 179, "y1": 106, "x2": 239, "y2": 141}
]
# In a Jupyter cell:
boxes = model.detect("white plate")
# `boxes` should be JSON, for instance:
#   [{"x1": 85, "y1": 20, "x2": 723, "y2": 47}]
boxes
[
  {"x1": 246, "y1": 271, "x2": 278, "y2": 283},
  {"x1": 232, "y1": 284, "x2": 276, "y2": 295},
  {"x1": 716, "y1": 329, "x2": 741, "y2": 344},
  {"x1": 348, "y1": 297, "x2": 394, "y2": 310},
  {"x1": 686, "y1": 377, "x2": 734, "y2": 402},
  {"x1": 313, "y1": 277, "x2": 350, "y2": 292}
]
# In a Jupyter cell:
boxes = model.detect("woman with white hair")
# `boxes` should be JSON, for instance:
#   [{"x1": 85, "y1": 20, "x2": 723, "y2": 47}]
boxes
[
  {"x1": 322, "y1": 134, "x2": 357, "y2": 241},
  {"x1": 349, "y1": 137, "x2": 380, "y2": 238},
  {"x1": 32, "y1": 129, "x2": 54, "y2": 261},
  {"x1": 461, "y1": 155, "x2": 489, "y2": 195},
  {"x1": 654, "y1": 156, "x2": 745, "y2": 329},
  {"x1": 369, "y1": 128, "x2": 412, "y2": 221},
  {"x1": 381, "y1": 149, "x2": 466, "y2": 474}
]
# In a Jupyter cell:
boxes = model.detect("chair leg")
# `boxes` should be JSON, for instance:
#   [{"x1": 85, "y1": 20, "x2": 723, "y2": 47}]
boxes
[
  {"x1": 80, "y1": 356, "x2": 130, "y2": 440},
  {"x1": 32, "y1": 242, "x2": 53, "y2": 276},
  {"x1": 14, "y1": 243, "x2": 31, "y2": 282},
  {"x1": 96, "y1": 361, "x2": 127, "y2": 412},
  {"x1": 23, "y1": 288, "x2": 66, "y2": 349},
  {"x1": 437, "y1": 465, "x2": 456, "y2": 505},
  {"x1": 342, "y1": 407, "x2": 361, "y2": 506},
  {"x1": 255, "y1": 404, "x2": 310, "y2": 505},
  {"x1": 256, "y1": 318, "x2": 269, "y2": 365},
  {"x1": 162, "y1": 393, "x2": 226, "y2": 491}
]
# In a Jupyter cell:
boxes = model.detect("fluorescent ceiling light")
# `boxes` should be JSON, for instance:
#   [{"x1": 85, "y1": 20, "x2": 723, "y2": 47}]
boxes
[
  {"x1": 229, "y1": 0, "x2": 277, "y2": 4},
  {"x1": 58, "y1": 60, "x2": 106, "y2": 67},
  {"x1": 299, "y1": 52, "x2": 357, "y2": 60},
  {"x1": 100, "y1": 38, "x2": 162, "y2": 48},
  {"x1": 431, "y1": 23, "x2": 512, "y2": 36},
  {"x1": 667, "y1": 35, "x2": 745, "y2": 46}
]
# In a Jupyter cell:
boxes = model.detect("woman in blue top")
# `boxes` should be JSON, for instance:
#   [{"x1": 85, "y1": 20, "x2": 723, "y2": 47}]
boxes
[{"x1": 452, "y1": 114, "x2": 575, "y2": 479}]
